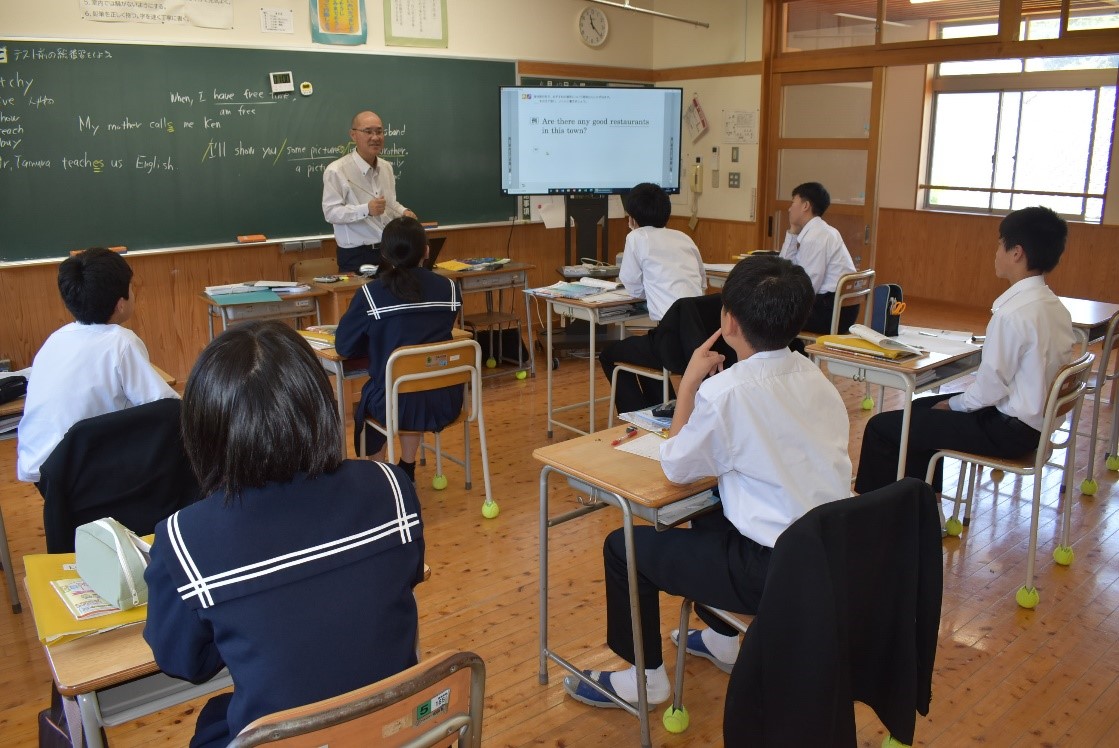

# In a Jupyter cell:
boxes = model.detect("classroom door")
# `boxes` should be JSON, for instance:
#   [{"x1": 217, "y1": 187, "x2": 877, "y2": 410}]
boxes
[{"x1": 762, "y1": 68, "x2": 883, "y2": 270}]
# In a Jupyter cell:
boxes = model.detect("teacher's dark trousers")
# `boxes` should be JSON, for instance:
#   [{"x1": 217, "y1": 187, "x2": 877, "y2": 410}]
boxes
[
  {"x1": 603, "y1": 511, "x2": 770, "y2": 668},
  {"x1": 854, "y1": 393, "x2": 1041, "y2": 494}
]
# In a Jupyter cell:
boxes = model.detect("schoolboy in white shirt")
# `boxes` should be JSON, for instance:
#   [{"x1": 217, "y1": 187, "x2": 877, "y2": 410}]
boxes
[
  {"x1": 855, "y1": 206, "x2": 1076, "y2": 494},
  {"x1": 566, "y1": 256, "x2": 852, "y2": 709},
  {"x1": 17, "y1": 248, "x2": 178, "y2": 488},
  {"x1": 780, "y1": 181, "x2": 858, "y2": 336},
  {"x1": 599, "y1": 182, "x2": 707, "y2": 413}
]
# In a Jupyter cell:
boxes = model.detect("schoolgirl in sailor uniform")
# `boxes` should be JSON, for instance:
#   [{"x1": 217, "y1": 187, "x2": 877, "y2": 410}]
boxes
[
  {"x1": 143, "y1": 321, "x2": 424, "y2": 748},
  {"x1": 335, "y1": 216, "x2": 463, "y2": 478}
]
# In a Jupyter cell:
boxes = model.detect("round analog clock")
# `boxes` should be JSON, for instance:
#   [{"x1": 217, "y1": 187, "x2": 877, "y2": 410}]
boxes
[{"x1": 578, "y1": 6, "x2": 610, "y2": 48}]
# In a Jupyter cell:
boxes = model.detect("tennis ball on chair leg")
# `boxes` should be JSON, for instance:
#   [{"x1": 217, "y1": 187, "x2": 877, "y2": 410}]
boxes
[
  {"x1": 662, "y1": 705, "x2": 689, "y2": 733},
  {"x1": 1016, "y1": 586, "x2": 1040, "y2": 609},
  {"x1": 1053, "y1": 545, "x2": 1074, "y2": 566},
  {"x1": 486, "y1": 357, "x2": 497, "y2": 369},
  {"x1": 516, "y1": 369, "x2": 528, "y2": 380},
  {"x1": 861, "y1": 396, "x2": 874, "y2": 410},
  {"x1": 432, "y1": 474, "x2": 449, "y2": 491},
  {"x1": 944, "y1": 517, "x2": 964, "y2": 537},
  {"x1": 1107, "y1": 454, "x2": 1119, "y2": 472},
  {"x1": 1080, "y1": 478, "x2": 1098, "y2": 496},
  {"x1": 481, "y1": 501, "x2": 500, "y2": 519}
]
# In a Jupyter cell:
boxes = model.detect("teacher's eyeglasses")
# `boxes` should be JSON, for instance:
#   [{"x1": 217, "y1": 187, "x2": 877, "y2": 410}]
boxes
[{"x1": 351, "y1": 127, "x2": 385, "y2": 137}]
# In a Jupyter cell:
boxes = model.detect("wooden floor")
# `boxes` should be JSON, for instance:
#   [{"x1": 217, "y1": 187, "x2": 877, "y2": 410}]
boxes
[{"x1": 1, "y1": 299, "x2": 1117, "y2": 746}]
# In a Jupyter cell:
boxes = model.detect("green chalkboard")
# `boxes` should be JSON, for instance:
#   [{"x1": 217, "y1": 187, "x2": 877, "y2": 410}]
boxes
[{"x1": 0, "y1": 40, "x2": 516, "y2": 262}]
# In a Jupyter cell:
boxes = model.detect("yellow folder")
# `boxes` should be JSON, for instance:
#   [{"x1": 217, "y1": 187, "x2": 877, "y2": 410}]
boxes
[{"x1": 25, "y1": 551, "x2": 148, "y2": 646}]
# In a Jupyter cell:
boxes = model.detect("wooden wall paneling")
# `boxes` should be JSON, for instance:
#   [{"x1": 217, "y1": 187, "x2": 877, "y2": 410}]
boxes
[
  {"x1": 666, "y1": 217, "x2": 756, "y2": 262},
  {"x1": 876, "y1": 208, "x2": 1119, "y2": 308}
]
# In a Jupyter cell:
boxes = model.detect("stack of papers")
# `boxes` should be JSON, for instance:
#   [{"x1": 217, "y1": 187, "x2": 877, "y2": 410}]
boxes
[
  {"x1": 299, "y1": 325, "x2": 337, "y2": 350},
  {"x1": 819, "y1": 324, "x2": 924, "y2": 360},
  {"x1": 25, "y1": 552, "x2": 147, "y2": 645},
  {"x1": 437, "y1": 258, "x2": 511, "y2": 272},
  {"x1": 618, "y1": 407, "x2": 673, "y2": 435},
  {"x1": 205, "y1": 283, "x2": 257, "y2": 296},
  {"x1": 533, "y1": 281, "x2": 637, "y2": 302}
]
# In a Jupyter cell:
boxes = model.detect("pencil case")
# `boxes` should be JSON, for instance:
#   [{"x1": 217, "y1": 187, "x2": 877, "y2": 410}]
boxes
[
  {"x1": 75, "y1": 518, "x2": 151, "y2": 610},
  {"x1": 871, "y1": 283, "x2": 903, "y2": 337}
]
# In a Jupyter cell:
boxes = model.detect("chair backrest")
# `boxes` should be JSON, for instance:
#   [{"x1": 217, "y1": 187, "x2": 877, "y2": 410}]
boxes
[
  {"x1": 1037, "y1": 352, "x2": 1094, "y2": 457},
  {"x1": 228, "y1": 650, "x2": 485, "y2": 748},
  {"x1": 830, "y1": 268, "x2": 876, "y2": 334},
  {"x1": 388, "y1": 339, "x2": 481, "y2": 395},
  {"x1": 38, "y1": 398, "x2": 201, "y2": 553},
  {"x1": 291, "y1": 257, "x2": 339, "y2": 282}
]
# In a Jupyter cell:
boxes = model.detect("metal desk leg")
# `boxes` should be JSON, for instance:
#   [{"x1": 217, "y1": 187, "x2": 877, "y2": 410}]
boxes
[
  {"x1": 539, "y1": 467, "x2": 551, "y2": 684},
  {"x1": 546, "y1": 309, "x2": 554, "y2": 438},
  {"x1": 76, "y1": 691, "x2": 107, "y2": 748},
  {"x1": 588, "y1": 314, "x2": 597, "y2": 433},
  {"x1": 0, "y1": 504, "x2": 20, "y2": 613},
  {"x1": 523, "y1": 284, "x2": 536, "y2": 377},
  {"x1": 894, "y1": 380, "x2": 917, "y2": 481},
  {"x1": 333, "y1": 360, "x2": 347, "y2": 458},
  {"x1": 619, "y1": 499, "x2": 652, "y2": 748}
]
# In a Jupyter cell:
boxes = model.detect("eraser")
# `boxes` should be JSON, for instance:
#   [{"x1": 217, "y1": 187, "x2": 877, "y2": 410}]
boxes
[
  {"x1": 237, "y1": 234, "x2": 267, "y2": 243},
  {"x1": 421, "y1": 222, "x2": 439, "y2": 229},
  {"x1": 70, "y1": 246, "x2": 127, "y2": 256}
]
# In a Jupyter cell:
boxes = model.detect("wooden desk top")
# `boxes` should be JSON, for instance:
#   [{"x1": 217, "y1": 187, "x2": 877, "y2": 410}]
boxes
[
  {"x1": 533, "y1": 426, "x2": 715, "y2": 508},
  {"x1": 1059, "y1": 296, "x2": 1119, "y2": 328},
  {"x1": 198, "y1": 288, "x2": 327, "y2": 306},
  {"x1": 437, "y1": 261, "x2": 534, "y2": 280},
  {"x1": 0, "y1": 364, "x2": 176, "y2": 419},
  {"x1": 44, "y1": 621, "x2": 156, "y2": 696},
  {"x1": 805, "y1": 342, "x2": 980, "y2": 374}
]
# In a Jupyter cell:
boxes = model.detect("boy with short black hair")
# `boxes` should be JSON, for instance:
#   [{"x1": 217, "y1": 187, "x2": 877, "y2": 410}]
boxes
[
  {"x1": 566, "y1": 256, "x2": 852, "y2": 709},
  {"x1": 600, "y1": 182, "x2": 707, "y2": 413},
  {"x1": 781, "y1": 181, "x2": 858, "y2": 336},
  {"x1": 17, "y1": 248, "x2": 178, "y2": 486},
  {"x1": 855, "y1": 205, "x2": 1076, "y2": 494}
]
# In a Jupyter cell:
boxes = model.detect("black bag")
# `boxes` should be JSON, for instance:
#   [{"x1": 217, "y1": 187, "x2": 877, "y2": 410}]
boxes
[
  {"x1": 0, "y1": 375, "x2": 27, "y2": 405},
  {"x1": 871, "y1": 284, "x2": 903, "y2": 337}
]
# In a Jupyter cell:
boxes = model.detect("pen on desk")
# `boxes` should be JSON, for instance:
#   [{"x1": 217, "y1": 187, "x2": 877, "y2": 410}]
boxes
[{"x1": 611, "y1": 426, "x2": 639, "y2": 446}]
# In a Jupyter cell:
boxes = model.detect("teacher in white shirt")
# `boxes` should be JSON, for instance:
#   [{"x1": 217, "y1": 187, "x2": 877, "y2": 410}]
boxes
[{"x1": 322, "y1": 110, "x2": 416, "y2": 272}]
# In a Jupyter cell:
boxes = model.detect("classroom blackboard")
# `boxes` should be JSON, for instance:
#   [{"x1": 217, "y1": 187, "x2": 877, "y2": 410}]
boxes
[{"x1": 0, "y1": 40, "x2": 516, "y2": 262}]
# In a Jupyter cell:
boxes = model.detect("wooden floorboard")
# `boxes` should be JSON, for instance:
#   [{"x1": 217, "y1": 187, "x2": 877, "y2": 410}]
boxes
[{"x1": 0, "y1": 297, "x2": 1116, "y2": 746}]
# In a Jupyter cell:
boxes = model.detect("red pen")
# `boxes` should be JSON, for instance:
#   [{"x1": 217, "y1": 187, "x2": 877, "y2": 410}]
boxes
[{"x1": 611, "y1": 426, "x2": 639, "y2": 446}]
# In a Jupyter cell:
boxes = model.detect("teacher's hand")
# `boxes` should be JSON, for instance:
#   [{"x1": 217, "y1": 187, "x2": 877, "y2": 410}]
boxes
[
  {"x1": 368, "y1": 197, "x2": 387, "y2": 216},
  {"x1": 404, "y1": 209, "x2": 417, "y2": 219}
]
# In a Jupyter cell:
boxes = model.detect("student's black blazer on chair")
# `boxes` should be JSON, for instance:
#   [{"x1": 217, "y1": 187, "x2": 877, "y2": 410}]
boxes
[
  {"x1": 724, "y1": 478, "x2": 942, "y2": 746},
  {"x1": 38, "y1": 398, "x2": 201, "y2": 553},
  {"x1": 651, "y1": 293, "x2": 737, "y2": 374}
]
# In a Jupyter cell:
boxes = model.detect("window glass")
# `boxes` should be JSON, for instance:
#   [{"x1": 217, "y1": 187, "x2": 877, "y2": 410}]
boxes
[
  {"x1": 928, "y1": 93, "x2": 999, "y2": 191},
  {"x1": 782, "y1": 0, "x2": 878, "y2": 52},
  {"x1": 884, "y1": 0, "x2": 999, "y2": 44},
  {"x1": 1067, "y1": 4, "x2": 1119, "y2": 32},
  {"x1": 781, "y1": 82, "x2": 872, "y2": 139}
]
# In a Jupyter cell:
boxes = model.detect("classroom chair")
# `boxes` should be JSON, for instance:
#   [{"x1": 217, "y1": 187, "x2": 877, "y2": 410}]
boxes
[
  {"x1": 290, "y1": 257, "x2": 339, "y2": 283},
  {"x1": 227, "y1": 650, "x2": 485, "y2": 748},
  {"x1": 795, "y1": 268, "x2": 875, "y2": 348},
  {"x1": 1079, "y1": 308, "x2": 1119, "y2": 495},
  {"x1": 38, "y1": 398, "x2": 201, "y2": 553},
  {"x1": 666, "y1": 478, "x2": 941, "y2": 746},
  {"x1": 928, "y1": 352, "x2": 1094, "y2": 609},
  {"x1": 358, "y1": 339, "x2": 498, "y2": 519},
  {"x1": 800, "y1": 268, "x2": 876, "y2": 408}
]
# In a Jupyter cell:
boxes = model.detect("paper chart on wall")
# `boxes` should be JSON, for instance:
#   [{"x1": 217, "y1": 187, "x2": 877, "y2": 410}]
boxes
[{"x1": 724, "y1": 109, "x2": 758, "y2": 145}]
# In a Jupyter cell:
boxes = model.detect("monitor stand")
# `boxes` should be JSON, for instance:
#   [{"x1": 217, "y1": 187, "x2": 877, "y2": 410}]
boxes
[{"x1": 556, "y1": 194, "x2": 613, "y2": 354}]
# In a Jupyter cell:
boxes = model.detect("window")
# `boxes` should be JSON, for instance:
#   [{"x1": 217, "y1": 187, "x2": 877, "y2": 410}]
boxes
[{"x1": 923, "y1": 20, "x2": 1117, "y2": 223}]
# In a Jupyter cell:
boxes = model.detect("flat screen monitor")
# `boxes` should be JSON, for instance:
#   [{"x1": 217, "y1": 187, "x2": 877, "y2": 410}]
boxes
[{"x1": 499, "y1": 86, "x2": 682, "y2": 196}]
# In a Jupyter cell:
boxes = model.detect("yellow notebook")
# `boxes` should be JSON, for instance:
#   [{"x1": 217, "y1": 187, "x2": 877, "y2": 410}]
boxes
[
  {"x1": 816, "y1": 334, "x2": 917, "y2": 360},
  {"x1": 25, "y1": 551, "x2": 148, "y2": 646},
  {"x1": 434, "y1": 259, "x2": 472, "y2": 272}
]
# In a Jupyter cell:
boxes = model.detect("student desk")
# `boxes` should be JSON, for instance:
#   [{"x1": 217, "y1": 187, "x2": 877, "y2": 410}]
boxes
[
  {"x1": 312, "y1": 328, "x2": 473, "y2": 456},
  {"x1": 198, "y1": 289, "x2": 324, "y2": 341},
  {"x1": 313, "y1": 263, "x2": 536, "y2": 378},
  {"x1": 25, "y1": 554, "x2": 232, "y2": 748},
  {"x1": 0, "y1": 365, "x2": 175, "y2": 615},
  {"x1": 1059, "y1": 296, "x2": 1119, "y2": 351},
  {"x1": 806, "y1": 342, "x2": 982, "y2": 481},
  {"x1": 529, "y1": 293, "x2": 650, "y2": 437},
  {"x1": 534, "y1": 426, "x2": 717, "y2": 748}
]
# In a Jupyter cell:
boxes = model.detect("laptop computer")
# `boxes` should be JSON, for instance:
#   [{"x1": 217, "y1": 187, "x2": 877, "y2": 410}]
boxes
[{"x1": 423, "y1": 236, "x2": 446, "y2": 270}]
